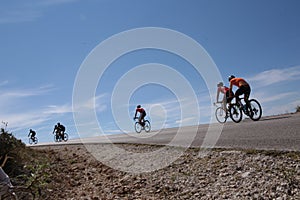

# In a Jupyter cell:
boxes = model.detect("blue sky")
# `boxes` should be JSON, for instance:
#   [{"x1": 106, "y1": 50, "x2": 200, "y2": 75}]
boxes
[{"x1": 0, "y1": 0, "x2": 300, "y2": 143}]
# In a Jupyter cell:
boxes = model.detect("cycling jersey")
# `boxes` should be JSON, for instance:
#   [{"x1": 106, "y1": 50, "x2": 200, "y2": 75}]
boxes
[
  {"x1": 218, "y1": 86, "x2": 230, "y2": 94},
  {"x1": 29, "y1": 130, "x2": 36, "y2": 137},
  {"x1": 230, "y1": 78, "x2": 248, "y2": 87},
  {"x1": 136, "y1": 108, "x2": 145, "y2": 114}
]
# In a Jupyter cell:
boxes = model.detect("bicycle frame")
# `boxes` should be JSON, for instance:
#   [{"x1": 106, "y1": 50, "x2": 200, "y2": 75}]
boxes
[
  {"x1": 134, "y1": 117, "x2": 145, "y2": 126},
  {"x1": 134, "y1": 118, "x2": 151, "y2": 133},
  {"x1": 235, "y1": 97, "x2": 245, "y2": 109}
]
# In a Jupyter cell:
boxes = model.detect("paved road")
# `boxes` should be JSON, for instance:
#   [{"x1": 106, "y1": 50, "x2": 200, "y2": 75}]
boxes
[{"x1": 38, "y1": 113, "x2": 300, "y2": 151}]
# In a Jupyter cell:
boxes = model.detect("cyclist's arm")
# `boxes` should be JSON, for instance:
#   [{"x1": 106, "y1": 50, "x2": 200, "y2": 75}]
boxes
[
  {"x1": 229, "y1": 82, "x2": 234, "y2": 97},
  {"x1": 134, "y1": 110, "x2": 137, "y2": 119},
  {"x1": 216, "y1": 88, "x2": 221, "y2": 103}
]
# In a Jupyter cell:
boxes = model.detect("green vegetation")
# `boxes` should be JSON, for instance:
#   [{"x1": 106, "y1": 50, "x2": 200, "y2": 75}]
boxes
[
  {"x1": 0, "y1": 128, "x2": 26, "y2": 175},
  {"x1": 296, "y1": 105, "x2": 300, "y2": 113},
  {"x1": 0, "y1": 128, "x2": 52, "y2": 198}
]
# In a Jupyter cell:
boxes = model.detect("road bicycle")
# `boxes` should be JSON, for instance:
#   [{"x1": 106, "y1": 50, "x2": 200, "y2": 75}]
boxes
[
  {"x1": 229, "y1": 97, "x2": 262, "y2": 123},
  {"x1": 134, "y1": 118, "x2": 151, "y2": 133},
  {"x1": 28, "y1": 136, "x2": 38, "y2": 145},
  {"x1": 214, "y1": 102, "x2": 230, "y2": 123},
  {"x1": 53, "y1": 132, "x2": 69, "y2": 142}
]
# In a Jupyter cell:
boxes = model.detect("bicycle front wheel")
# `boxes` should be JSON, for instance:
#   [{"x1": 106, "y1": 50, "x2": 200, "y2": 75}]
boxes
[
  {"x1": 248, "y1": 99, "x2": 262, "y2": 121},
  {"x1": 229, "y1": 104, "x2": 243, "y2": 123},
  {"x1": 29, "y1": 138, "x2": 33, "y2": 145},
  {"x1": 144, "y1": 120, "x2": 151, "y2": 132},
  {"x1": 135, "y1": 122, "x2": 142, "y2": 133},
  {"x1": 54, "y1": 134, "x2": 59, "y2": 142},
  {"x1": 215, "y1": 107, "x2": 228, "y2": 123}
]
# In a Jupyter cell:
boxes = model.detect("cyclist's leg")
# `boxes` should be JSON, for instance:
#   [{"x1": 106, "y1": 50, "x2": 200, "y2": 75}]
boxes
[
  {"x1": 140, "y1": 113, "x2": 146, "y2": 127},
  {"x1": 234, "y1": 89, "x2": 243, "y2": 105},
  {"x1": 226, "y1": 90, "x2": 234, "y2": 113},
  {"x1": 243, "y1": 86, "x2": 251, "y2": 109},
  {"x1": 60, "y1": 131, "x2": 64, "y2": 140},
  {"x1": 55, "y1": 131, "x2": 60, "y2": 140},
  {"x1": 222, "y1": 95, "x2": 227, "y2": 111},
  {"x1": 138, "y1": 115, "x2": 143, "y2": 126},
  {"x1": 31, "y1": 133, "x2": 35, "y2": 141}
]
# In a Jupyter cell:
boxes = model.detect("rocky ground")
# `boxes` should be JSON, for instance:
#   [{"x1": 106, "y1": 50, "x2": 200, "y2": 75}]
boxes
[{"x1": 27, "y1": 143, "x2": 300, "y2": 200}]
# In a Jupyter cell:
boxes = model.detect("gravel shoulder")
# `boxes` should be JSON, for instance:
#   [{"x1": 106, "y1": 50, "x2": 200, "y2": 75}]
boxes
[{"x1": 33, "y1": 144, "x2": 300, "y2": 200}]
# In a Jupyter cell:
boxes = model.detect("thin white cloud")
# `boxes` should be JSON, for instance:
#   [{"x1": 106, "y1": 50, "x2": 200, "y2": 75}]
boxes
[
  {"x1": 248, "y1": 66, "x2": 300, "y2": 87},
  {"x1": 255, "y1": 91, "x2": 297, "y2": 104},
  {"x1": 0, "y1": 111, "x2": 51, "y2": 132},
  {"x1": 44, "y1": 104, "x2": 73, "y2": 114},
  {"x1": 0, "y1": 80, "x2": 9, "y2": 87},
  {"x1": 143, "y1": 96, "x2": 201, "y2": 127},
  {"x1": 0, "y1": 84, "x2": 69, "y2": 136},
  {"x1": 0, "y1": 102, "x2": 77, "y2": 143},
  {"x1": 263, "y1": 99, "x2": 300, "y2": 116},
  {"x1": 74, "y1": 93, "x2": 108, "y2": 112},
  {"x1": 0, "y1": 85, "x2": 54, "y2": 98},
  {"x1": 0, "y1": 10, "x2": 42, "y2": 24},
  {"x1": 0, "y1": 0, "x2": 81, "y2": 24}
]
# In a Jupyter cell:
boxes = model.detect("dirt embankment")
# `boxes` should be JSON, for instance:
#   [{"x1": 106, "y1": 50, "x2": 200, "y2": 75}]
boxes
[{"x1": 28, "y1": 144, "x2": 300, "y2": 200}]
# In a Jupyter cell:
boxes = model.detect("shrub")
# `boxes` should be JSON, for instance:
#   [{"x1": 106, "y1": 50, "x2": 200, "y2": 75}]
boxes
[
  {"x1": 296, "y1": 105, "x2": 300, "y2": 113},
  {"x1": 0, "y1": 128, "x2": 52, "y2": 198},
  {"x1": 0, "y1": 128, "x2": 27, "y2": 176}
]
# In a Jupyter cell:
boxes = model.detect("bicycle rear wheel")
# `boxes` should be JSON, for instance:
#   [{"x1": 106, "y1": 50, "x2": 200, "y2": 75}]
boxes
[
  {"x1": 248, "y1": 99, "x2": 262, "y2": 121},
  {"x1": 33, "y1": 137, "x2": 38, "y2": 144},
  {"x1": 229, "y1": 104, "x2": 243, "y2": 123},
  {"x1": 63, "y1": 133, "x2": 68, "y2": 141},
  {"x1": 144, "y1": 120, "x2": 151, "y2": 132},
  {"x1": 215, "y1": 107, "x2": 228, "y2": 123},
  {"x1": 135, "y1": 122, "x2": 142, "y2": 133}
]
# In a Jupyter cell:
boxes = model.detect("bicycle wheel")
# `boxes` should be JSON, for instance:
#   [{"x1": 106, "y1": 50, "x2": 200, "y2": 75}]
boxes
[
  {"x1": 144, "y1": 120, "x2": 151, "y2": 132},
  {"x1": 33, "y1": 137, "x2": 38, "y2": 144},
  {"x1": 29, "y1": 138, "x2": 33, "y2": 145},
  {"x1": 135, "y1": 122, "x2": 142, "y2": 133},
  {"x1": 215, "y1": 107, "x2": 228, "y2": 123},
  {"x1": 248, "y1": 99, "x2": 262, "y2": 121},
  {"x1": 54, "y1": 134, "x2": 59, "y2": 142},
  {"x1": 63, "y1": 133, "x2": 68, "y2": 141},
  {"x1": 229, "y1": 104, "x2": 243, "y2": 123}
]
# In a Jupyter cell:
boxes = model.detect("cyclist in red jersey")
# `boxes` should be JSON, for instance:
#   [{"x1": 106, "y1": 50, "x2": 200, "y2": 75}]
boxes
[
  {"x1": 134, "y1": 105, "x2": 147, "y2": 127},
  {"x1": 228, "y1": 75, "x2": 251, "y2": 107},
  {"x1": 216, "y1": 82, "x2": 233, "y2": 111}
]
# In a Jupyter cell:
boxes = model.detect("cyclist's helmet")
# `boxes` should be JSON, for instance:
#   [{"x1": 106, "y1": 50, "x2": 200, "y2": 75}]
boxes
[
  {"x1": 217, "y1": 82, "x2": 224, "y2": 87},
  {"x1": 30, "y1": 129, "x2": 32, "y2": 132},
  {"x1": 137, "y1": 105, "x2": 141, "y2": 108},
  {"x1": 228, "y1": 75, "x2": 235, "y2": 82},
  {"x1": 57, "y1": 122, "x2": 60, "y2": 126}
]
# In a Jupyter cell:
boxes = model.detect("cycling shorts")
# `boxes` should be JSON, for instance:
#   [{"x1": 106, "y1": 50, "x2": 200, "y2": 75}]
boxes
[{"x1": 235, "y1": 85, "x2": 251, "y2": 97}]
